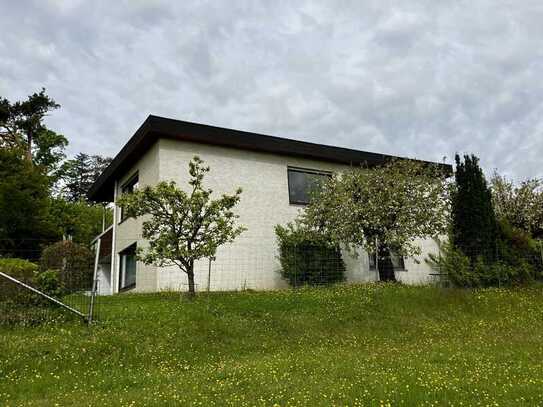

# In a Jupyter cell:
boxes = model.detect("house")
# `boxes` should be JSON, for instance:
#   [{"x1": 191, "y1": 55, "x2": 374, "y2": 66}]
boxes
[{"x1": 89, "y1": 115, "x2": 451, "y2": 295}]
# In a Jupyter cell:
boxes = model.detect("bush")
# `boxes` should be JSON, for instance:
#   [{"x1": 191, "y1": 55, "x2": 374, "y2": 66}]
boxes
[
  {"x1": 0, "y1": 259, "x2": 64, "y2": 305},
  {"x1": 0, "y1": 259, "x2": 71, "y2": 326},
  {"x1": 495, "y1": 219, "x2": 542, "y2": 282},
  {"x1": 427, "y1": 235, "x2": 541, "y2": 288},
  {"x1": 0, "y1": 258, "x2": 39, "y2": 305},
  {"x1": 40, "y1": 241, "x2": 94, "y2": 291},
  {"x1": 0, "y1": 258, "x2": 38, "y2": 280},
  {"x1": 34, "y1": 269, "x2": 63, "y2": 298},
  {"x1": 426, "y1": 241, "x2": 477, "y2": 287},
  {"x1": 275, "y1": 223, "x2": 345, "y2": 287}
]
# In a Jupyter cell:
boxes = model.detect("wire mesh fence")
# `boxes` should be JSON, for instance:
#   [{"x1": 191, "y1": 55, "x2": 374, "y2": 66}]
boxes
[
  {"x1": 0, "y1": 239, "x2": 97, "y2": 327},
  {"x1": 2, "y1": 236, "x2": 543, "y2": 326},
  {"x1": 138, "y1": 238, "x2": 367, "y2": 294},
  {"x1": 428, "y1": 244, "x2": 543, "y2": 288},
  {"x1": 0, "y1": 274, "x2": 92, "y2": 326}
]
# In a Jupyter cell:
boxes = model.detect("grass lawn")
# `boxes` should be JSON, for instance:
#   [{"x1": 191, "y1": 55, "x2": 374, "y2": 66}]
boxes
[{"x1": 1, "y1": 283, "x2": 543, "y2": 406}]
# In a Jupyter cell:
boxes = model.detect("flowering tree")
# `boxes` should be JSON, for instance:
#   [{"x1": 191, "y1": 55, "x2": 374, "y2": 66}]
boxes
[
  {"x1": 300, "y1": 159, "x2": 450, "y2": 258},
  {"x1": 490, "y1": 172, "x2": 543, "y2": 238},
  {"x1": 118, "y1": 156, "x2": 246, "y2": 296}
]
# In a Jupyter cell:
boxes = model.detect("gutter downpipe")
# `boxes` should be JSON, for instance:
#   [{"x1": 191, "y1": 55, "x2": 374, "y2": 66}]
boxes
[{"x1": 111, "y1": 181, "x2": 118, "y2": 295}]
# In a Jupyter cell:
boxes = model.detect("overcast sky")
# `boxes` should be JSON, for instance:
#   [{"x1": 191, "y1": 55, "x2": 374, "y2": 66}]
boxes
[{"x1": 1, "y1": 0, "x2": 542, "y2": 180}]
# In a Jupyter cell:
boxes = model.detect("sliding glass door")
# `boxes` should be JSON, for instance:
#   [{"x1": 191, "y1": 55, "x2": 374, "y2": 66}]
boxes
[{"x1": 119, "y1": 244, "x2": 137, "y2": 291}]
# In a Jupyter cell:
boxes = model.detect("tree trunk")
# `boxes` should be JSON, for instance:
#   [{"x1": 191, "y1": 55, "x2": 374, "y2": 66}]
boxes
[
  {"x1": 26, "y1": 131, "x2": 33, "y2": 161},
  {"x1": 187, "y1": 261, "x2": 196, "y2": 297}
]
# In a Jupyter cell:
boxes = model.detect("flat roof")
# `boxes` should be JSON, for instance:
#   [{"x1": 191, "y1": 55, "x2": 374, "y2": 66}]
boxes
[{"x1": 88, "y1": 115, "x2": 452, "y2": 202}]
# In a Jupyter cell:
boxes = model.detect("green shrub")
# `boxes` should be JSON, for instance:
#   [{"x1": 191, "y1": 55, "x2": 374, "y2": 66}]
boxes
[
  {"x1": 426, "y1": 241, "x2": 478, "y2": 287},
  {"x1": 34, "y1": 269, "x2": 63, "y2": 298},
  {"x1": 275, "y1": 223, "x2": 345, "y2": 287},
  {"x1": 0, "y1": 258, "x2": 39, "y2": 305},
  {"x1": 495, "y1": 219, "x2": 542, "y2": 282},
  {"x1": 427, "y1": 235, "x2": 541, "y2": 288},
  {"x1": 40, "y1": 241, "x2": 94, "y2": 291},
  {"x1": 0, "y1": 259, "x2": 72, "y2": 326},
  {"x1": 0, "y1": 258, "x2": 38, "y2": 280},
  {"x1": 0, "y1": 259, "x2": 64, "y2": 305}
]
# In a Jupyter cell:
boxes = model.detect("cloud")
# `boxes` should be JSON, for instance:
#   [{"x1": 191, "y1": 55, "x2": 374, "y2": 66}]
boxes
[{"x1": 1, "y1": 0, "x2": 542, "y2": 180}]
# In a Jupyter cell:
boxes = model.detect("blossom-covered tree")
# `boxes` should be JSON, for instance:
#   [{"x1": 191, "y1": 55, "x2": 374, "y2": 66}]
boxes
[
  {"x1": 118, "y1": 156, "x2": 245, "y2": 296},
  {"x1": 490, "y1": 172, "x2": 543, "y2": 238},
  {"x1": 300, "y1": 159, "x2": 450, "y2": 258}
]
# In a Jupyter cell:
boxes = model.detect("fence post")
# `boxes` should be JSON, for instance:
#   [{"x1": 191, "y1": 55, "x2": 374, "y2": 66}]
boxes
[
  {"x1": 88, "y1": 278, "x2": 98, "y2": 324},
  {"x1": 294, "y1": 243, "x2": 298, "y2": 288},
  {"x1": 375, "y1": 237, "x2": 380, "y2": 282},
  {"x1": 207, "y1": 256, "x2": 215, "y2": 292},
  {"x1": 88, "y1": 237, "x2": 102, "y2": 324}
]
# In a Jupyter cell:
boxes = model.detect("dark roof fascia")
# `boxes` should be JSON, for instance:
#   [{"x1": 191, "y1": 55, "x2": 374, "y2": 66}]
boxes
[
  {"x1": 87, "y1": 118, "x2": 155, "y2": 202},
  {"x1": 88, "y1": 115, "x2": 453, "y2": 202}
]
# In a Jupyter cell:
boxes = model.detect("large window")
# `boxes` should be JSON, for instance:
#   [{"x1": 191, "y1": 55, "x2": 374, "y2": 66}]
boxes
[
  {"x1": 287, "y1": 167, "x2": 331, "y2": 205},
  {"x1": 369, "y1": 252, "x2": 377, "y2": 270},
  {"x1": 368, "y1": 250, "x2": 405, "y2": 271},
  {"x1": 389, "y1": 251, "x2": 405, "y2": 271},
  {"x1": 119, "y1": 244, "x2": 137, "y2": 291},
  {"x1": 119, "y1": 172, "x2": 139, "y2": 222}
]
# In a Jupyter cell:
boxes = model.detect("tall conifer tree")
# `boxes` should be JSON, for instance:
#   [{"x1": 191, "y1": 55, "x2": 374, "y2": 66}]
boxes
[{"x1": 452, "y1": 154, "x2": 497, "y2": 263}]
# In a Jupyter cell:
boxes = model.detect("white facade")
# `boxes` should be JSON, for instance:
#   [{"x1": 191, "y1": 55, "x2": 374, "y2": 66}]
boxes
[{"x1": 99, "y1": 138, "x2": 441, "y2": 294}]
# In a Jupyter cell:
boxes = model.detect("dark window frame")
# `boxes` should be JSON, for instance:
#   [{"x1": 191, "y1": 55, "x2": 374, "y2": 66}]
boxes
[
  {"x1": 368, "y1": 250, "x2": 406, "y2": 271},
  {"x1": 390, "y1": 251, "x2": 406, "y2": 272},
  {"x1": 287, "y1": 167, "x2": 332, "y2": 206},
  {"x1": 118, "y1": 243, "x2": 137, "y2": 291},
  {"x1": 369, "y1": 252, "x2": 377, "y2": 270},
  {"x1": 119, "y1": 172, "x2": 139, "y2": 223}
]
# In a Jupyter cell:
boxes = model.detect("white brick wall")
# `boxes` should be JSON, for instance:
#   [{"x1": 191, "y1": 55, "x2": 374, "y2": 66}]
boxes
[
  {"x1": 109, "y1": 138, "x2": 441, "y2": 293},
  {"x1": 112, "y1": 142, "x2": 160, "y2": 293}
]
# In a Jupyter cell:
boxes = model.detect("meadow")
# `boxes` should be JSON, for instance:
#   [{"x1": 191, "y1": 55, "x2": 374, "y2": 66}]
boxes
[{"x1": 1, "y1": 283, "x2": 543, "y2": 406}]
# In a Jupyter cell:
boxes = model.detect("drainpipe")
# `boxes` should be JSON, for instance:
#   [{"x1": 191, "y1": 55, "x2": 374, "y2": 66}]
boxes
[
  {"x1": 110, "y1": 181, "x2": 118, "y2": 295},
  {"x1": 102, "y1": 204, "x2": 106, "y2": 232}
]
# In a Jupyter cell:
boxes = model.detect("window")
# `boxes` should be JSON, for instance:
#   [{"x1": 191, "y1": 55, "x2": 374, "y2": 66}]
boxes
[
  {"x1": 287, "y1": 167, "x2": 331, "y2": 205},
  {"x1": 369, "y1": 252, "x2": 377, "y2": 270},
  {"x1": 390, "y1": 251, "x2": 406, "y2": 271},
  {"x1": 368, "y1": 249, "x2": 405, "y2": 271},
  {"x1": 119, "y1": 244, "x2": 137, "y2": 291},
  {"x1": 119, "y1": 172, "x2": 139, "y2": 221}
]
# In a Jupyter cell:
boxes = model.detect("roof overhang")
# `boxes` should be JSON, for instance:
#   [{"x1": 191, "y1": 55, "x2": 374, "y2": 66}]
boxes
[{"x1": 88, "y1": 115, "x2": 453, "y2": 202}]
